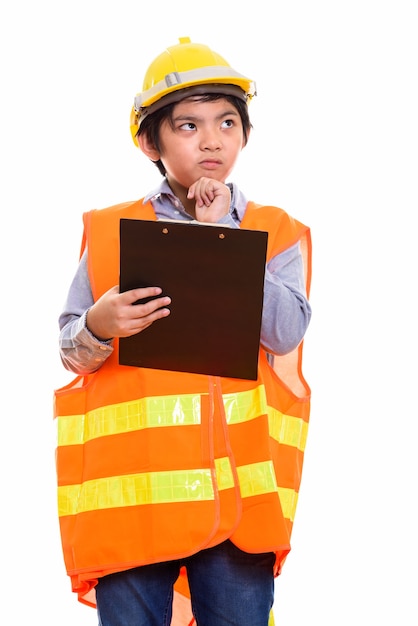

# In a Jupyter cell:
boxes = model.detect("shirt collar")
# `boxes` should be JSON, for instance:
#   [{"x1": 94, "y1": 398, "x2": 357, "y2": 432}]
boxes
[{"x1": 143, "y1": 178, "x2": 247, "y2": 222}]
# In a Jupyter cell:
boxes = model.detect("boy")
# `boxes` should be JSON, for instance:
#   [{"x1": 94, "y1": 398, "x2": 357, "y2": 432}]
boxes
[{"x1": 55, "y1": 37, "x2": 312, "y2": 626}]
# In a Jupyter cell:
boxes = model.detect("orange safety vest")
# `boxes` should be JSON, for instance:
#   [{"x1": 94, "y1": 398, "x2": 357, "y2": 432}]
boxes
[{"x1": 54, "y1": 198, "x2": 312, "y2": 623}]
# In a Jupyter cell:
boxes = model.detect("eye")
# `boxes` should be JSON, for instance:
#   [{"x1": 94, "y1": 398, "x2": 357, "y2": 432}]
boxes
[
  {"x1": 221, "y1": 119, "x2": 234, "y2": 128},
  {"x1": 179, "y1": 122, "x2": 196, "y2": 131}
]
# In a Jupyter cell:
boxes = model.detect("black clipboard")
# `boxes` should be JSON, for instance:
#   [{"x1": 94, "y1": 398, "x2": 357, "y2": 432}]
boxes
[{"x1": 119, "y1": 218, "x2": 268, "y2": 380}]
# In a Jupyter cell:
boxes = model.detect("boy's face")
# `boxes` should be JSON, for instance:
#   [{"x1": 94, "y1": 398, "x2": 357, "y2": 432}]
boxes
[{"x1": 154, "y1": 96, "x2": 246, "y2": 191}]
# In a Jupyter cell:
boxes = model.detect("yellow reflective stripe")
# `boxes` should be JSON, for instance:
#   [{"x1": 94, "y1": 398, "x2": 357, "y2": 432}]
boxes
[
  {"x1": 214, "y1": 456, "x2": 234, "y2": 490},
  {"x1": 237, "y1": 460, "x2": 277, "y2": 498},
  {"x1": 223, "y1": 387, "x2": 307, "y2": 454},
  {"x1": 57, "y1": 394, "x2": 202, "y2": 446},
  {"x1": 57, "y1": 387, "x2": 306, "y2": 455},
  {"x1": 268, "y1": 406, "x2": 308, "y2": 452},
  {"x1": 58, "y1": 459, "x2": 287, "y2": 518},
  {"x1": 223, "y1": 385, "x2": 267, "y2": 424},
  {"x1": 56, "y1": 387, "x2": 267, "y2": 447},
  {"x1": 58, "y1": 414, "x2": 85, "y2": 446},
  {"x1": 278, "y1": 487, "x2": 299, "y2": 522},
  {"x1": 58, "y1": 467, "x2": 215, "y2": 516}
]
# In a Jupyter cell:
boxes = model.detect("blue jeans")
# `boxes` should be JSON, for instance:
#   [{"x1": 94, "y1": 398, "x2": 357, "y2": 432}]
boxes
[{"x1": 96, "y1": 540, "x2": 275, "y2": 625}]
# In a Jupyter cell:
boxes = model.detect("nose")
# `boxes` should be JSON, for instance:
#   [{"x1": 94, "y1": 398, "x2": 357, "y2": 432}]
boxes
[{"x1": 200, "y1": 130, "x2": 221, "y2": 151}]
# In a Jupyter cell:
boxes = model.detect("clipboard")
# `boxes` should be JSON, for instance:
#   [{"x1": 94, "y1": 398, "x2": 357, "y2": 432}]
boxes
[{"x1": 119, "y1": 218, "x2": 268, "y2": 380}]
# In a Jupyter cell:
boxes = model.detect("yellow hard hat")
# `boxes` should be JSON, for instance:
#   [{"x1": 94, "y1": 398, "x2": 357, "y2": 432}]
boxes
[{"x1": 130, "y1": 37, "x2": 256, "y2": 146}]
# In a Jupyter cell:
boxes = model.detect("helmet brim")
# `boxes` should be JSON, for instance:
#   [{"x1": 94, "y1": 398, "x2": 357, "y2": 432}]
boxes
[{"x1": 137, "y1": 83, "x2": 251, "y2": 123}]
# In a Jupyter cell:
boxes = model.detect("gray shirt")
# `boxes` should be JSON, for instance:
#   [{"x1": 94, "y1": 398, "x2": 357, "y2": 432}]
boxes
[{"x1": 59, "y1": 180, "x2": 311, "y2": 375}]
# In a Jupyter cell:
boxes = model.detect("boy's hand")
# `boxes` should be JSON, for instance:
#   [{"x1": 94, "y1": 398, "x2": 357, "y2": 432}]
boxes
[
  {"x1": 187, "y1": 177, "x2": 231, "y2": 223},
  {"x1": 86, "y1": 285, "x2": 171, "y2": 341}
]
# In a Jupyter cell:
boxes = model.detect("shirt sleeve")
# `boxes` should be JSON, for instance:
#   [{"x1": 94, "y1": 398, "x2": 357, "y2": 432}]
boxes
[
  {"x1": 58, "y1": 250, "x2": 114, "y2": 374},
  {"x1": 261, "y1": 242, "x2": 312, "y2": 355}
]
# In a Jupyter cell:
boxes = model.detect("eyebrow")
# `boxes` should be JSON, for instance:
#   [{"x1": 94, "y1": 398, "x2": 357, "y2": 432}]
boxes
[{"x1": 172, "y1": 109, "x2": 240, "y2": 123}]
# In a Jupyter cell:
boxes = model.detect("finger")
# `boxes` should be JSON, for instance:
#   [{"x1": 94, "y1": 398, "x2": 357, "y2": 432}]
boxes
[
  {"x1": 187, "y1": 182, "x2": 197, "y2": 199},
  {"x1": 132, "y1": 295, "x2": 171, "y2": 317},
  {"x1": 128, "y1": 302, "x2": 171, "y2": 335},
  {"x1": 122, "y1": 286, "x2": 163, "y2": 305}
]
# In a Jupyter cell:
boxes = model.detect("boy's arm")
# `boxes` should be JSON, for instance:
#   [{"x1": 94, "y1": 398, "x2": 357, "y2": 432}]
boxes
[
  {"x1": 58, "y1": 251, "x2": 114, "y2": 375},
  {"x1": 261, "y1": 242, "x2": 312, "y2": 356},
  {"x1": 58, "y1": 251, "x2": 171, "y2": 375}
]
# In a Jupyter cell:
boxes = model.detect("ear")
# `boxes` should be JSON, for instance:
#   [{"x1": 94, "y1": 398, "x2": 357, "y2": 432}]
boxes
[{"x1": 137, "y1": 133, "x2": 160, "y2": 161}]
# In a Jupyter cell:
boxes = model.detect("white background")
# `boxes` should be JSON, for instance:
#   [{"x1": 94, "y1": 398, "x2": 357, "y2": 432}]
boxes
[{"x1": 1, "y1": 1, "x2": 417, "y2": 624}]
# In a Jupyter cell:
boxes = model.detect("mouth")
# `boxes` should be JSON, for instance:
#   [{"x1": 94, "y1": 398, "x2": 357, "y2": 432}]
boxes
[{"x1": 199, "y1": 159, "x2": 222, "y2": 170}]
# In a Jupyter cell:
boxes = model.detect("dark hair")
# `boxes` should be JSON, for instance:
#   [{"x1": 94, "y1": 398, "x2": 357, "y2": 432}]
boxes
[{"x1": 137, "y1": 92, "x2": 252, "y2": 176}]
